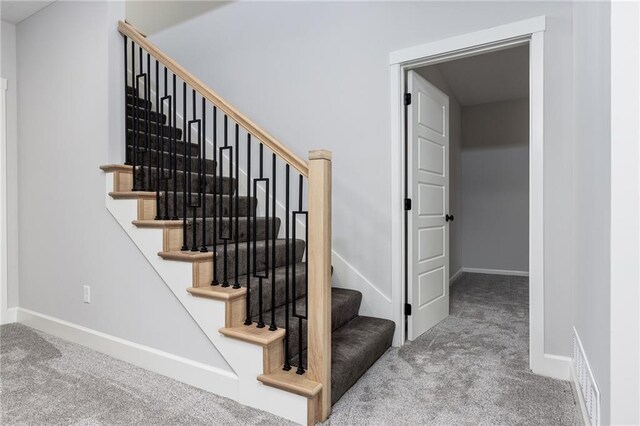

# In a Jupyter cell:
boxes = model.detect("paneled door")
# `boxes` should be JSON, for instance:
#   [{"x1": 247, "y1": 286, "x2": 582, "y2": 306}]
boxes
[{"x1": 407, "y1": 70, "x2": 450, "y2": 341}]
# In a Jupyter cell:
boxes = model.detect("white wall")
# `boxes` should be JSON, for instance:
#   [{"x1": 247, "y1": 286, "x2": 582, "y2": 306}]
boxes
[
  {"x1": 415, "y1": 66, "x2": 462, "y2": 279},
  {"x1": 150, "y1": 1, "x2": 575, "y2": 357},
  {"x1": 1, "y1": 20, "x2": 19, "y2": 310},
  {"x1": 610, "y1": 2, "x2": 640, "y2": 424},
  {"x1": 16, "y1": 1, "x2": 231, "y2": 372},
  {"x1": 125, "y1": 1, "x2": 229, "y2": 35},
  {"x1": 460, "y1": 99, "x2": 529, "y2": 273},
  {"x1": 572, "y1": 1, "x2": 611, "y2": 423}
]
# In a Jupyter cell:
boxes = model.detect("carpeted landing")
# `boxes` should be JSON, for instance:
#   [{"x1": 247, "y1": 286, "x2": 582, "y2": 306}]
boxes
[{"x1": 1, "y1": 273, "x2": 581, "y2": 425}]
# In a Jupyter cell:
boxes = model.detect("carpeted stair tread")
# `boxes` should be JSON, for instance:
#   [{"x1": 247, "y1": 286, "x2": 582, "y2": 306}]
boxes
[
  {"x1": 158, "y1": 193, "x2": 256, "y2": 218},
  {"x1": 126, "y1": 106, "x2": 166, "y2": 124},
  {"x1": 126, "y1": 147, "x2": 216, "y2": 175},
  {"x1": 127, "y1": 128, "x2": 196, "y2": 157},
  {"x1": 206, "y1": 238, "x2": 306, "y2": 280},
  {"x1": 238, "y1": 263, "x2": 308, "y2": 318},
  {"x1": 330, "y1": 316, "x2": 395, "y2": 405},
  {"x1": 127, "y1": 116, "x2": 184, "y2": 141},
  {"x1": 125, "y1": 86, "x2": 139, "y2": 95},
  {"x1": 330, "y1": 289, "x2": 363, "y2": 331},
  {"x1": 184, "y1": 216, "x2": 281, "y2": 246},
  {"x1": 135, "y1": 166, "x2": 234, "y2": 195},
  {"x1": 257, "y1": 288, "x2": 363, "y2": 363},
  {"x1": 126, "y1": 94, "x2": 152, "y2": 109}
]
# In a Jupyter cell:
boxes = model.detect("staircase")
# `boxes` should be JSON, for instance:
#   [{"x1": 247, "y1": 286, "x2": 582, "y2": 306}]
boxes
[{"x1": 101, "y1": 21, "x2": 394, "y2": 425}]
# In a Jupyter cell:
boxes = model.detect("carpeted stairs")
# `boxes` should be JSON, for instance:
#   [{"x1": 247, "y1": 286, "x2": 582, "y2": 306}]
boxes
[{"x1": 124, "y1": 91, "x2": 395, "y2": 405}]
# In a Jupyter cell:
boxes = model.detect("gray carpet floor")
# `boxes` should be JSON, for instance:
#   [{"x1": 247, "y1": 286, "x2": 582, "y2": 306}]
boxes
[
  {"x1": 325, "y1": 273, "x2": 582, "y2": 425},
  {"x1": 1, "y1": 273, "x2": 581, "y2": 425}
]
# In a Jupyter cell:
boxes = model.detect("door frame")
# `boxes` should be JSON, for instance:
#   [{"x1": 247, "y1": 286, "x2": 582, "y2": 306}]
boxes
[
  {"x1": 389, "y1": 16, "x2": 564, "y2": 379},
  {"x1": 0, "y1": 77, "x2": 10, "y2": 325}
]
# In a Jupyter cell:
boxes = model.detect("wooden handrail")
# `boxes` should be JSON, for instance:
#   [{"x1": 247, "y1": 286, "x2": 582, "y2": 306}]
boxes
[{"x1": 118, "y1": 20, "x2": 309, "y2": 176}]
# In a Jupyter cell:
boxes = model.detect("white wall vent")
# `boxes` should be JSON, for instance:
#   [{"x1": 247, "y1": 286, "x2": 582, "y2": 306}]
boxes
[{"x1": 573, "y1": 327, "x2": 601, "y2": 425}]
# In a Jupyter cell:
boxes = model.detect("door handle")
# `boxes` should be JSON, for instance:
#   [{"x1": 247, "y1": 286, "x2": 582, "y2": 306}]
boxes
[{"x1": 445, "y1": 214, "x2": 454, "y2": 222}]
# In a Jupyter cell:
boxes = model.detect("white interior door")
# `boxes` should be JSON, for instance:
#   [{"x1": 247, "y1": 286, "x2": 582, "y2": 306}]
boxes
[{"x1": 407, "y1": 70, "x2": 449, "y2": 341}]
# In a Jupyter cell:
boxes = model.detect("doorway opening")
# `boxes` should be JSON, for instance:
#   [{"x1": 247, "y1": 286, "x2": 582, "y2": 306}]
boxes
[
  {"x1": 406, "y1": 44, "x2": 530, "y2": 341},
  {"x1": 389, "y1": 17, "x2": 559, "y2": 377}
]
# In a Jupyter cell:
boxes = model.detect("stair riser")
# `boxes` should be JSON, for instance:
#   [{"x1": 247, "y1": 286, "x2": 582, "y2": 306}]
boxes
[
  {"x1": 126, "y1": 105, "x2": 166, "y2": 124},
  {"x1": 211, "y1": 239, "x2": 306, "y2": 284},
  {"x1": 245, "y1": 268, "x2": 308, "y2": 320},
  {"x1": 330, "y1": 317, "x2": 395, "y2": 405},
  {"x1": 158, "y1": 193, "x2": 256, "y2": 219},
  {"x1": 136, "y1": 168, "x2": 235, "y2": 195},
  {"x1": 126, "y1": 95, "x2": 152, "y2": 109},
  {"x1": 183, "y1": 217, "x2": 281, "y2": 248},
  {"x1": 254, "y1": 289, "x2": 362, "y2": 366},
  {"x1": 126, "y1": 147, "x2": 216, "y2": 175},
  {"x1": 127, "y1": 116, "x2": 183, "y2": 140},
  {"x1": 126, "y1": 131, "x2": 199, "y2": 156}
]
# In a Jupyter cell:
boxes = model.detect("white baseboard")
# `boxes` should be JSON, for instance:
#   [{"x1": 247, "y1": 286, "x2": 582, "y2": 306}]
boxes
[
  {"x1": 0, "y1": 306, "x2": 17, "y2": 324},
  {"x1": 531, "y1": 353, "x2": 571, "y2": 381},
  {"x1": 449, "y1": 268, "x2": 464, "y2": 284},
  {"x1": 460, "y1": 267, "x2": 529, "y2": 277},
  {"x1": 15, "y1": 308, "x2": 239, "y2": 400},
  {"x1": 570, "y1": 358, "x2": 592, "y2": 426}
]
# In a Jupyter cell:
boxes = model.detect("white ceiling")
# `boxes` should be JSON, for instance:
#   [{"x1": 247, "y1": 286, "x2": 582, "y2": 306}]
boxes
[
  {"x1": 1, "y1": 1, "x2": 55, "y2": 24},
  {"x1": 418, "y1": 44, "x2": 529, "y2": 106}
]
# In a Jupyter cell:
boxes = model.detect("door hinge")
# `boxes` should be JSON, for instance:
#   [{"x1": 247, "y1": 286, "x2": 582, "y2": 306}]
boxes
[
  {"x1": 404, "y1": 198, "x2": 412, "y2": 211},
  {"x1": 405, "y1": 303, "x2": 412, "y2": 316},
  {"x1": 404, "y1": 93, "x2": 412, "y2": 106}
]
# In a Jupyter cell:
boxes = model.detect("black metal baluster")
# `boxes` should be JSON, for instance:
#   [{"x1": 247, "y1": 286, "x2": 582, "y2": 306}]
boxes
[
  {"x1": 159, "y1": 70, "x2": 173, "y2": 220},
  {"x1": 181, "y1": 82, "x2": 188, "y2": 251},
  {"x1": 189, "y1": 90, "x2": 201, "y2": 252},
  {"x1": 302, "y1": 176, "x2": 308, "y2": 371},
  {"x1": 146, "y1": 52, "x2": 152, "y2": 189},
  {"x1": 219, "y1": 143, "x2": 232, "y2": 281},
  {"x1": 253, "y1": 144, "x2": 268, "y2": 328},
  {"x1": 292, "y1": 175, "x2": 307, "y2": 374},
  {"x1": 211, "y1": 106, "x2": 219, "y2": 285},
  {"x1": 244, "y1": 134, "x2": 252, "y2": 324},
  {"x1": 171, "y1": 74, "x2": 178, "y2": 220},
  {"x1": 233, "y1": 124, "x2": 240, "y2": 289},
  {"x1": 124, "y1": 37, "x2": 130, "y2": 167},
  {"x1": 155, "y1": 60, "x2": 162, "y2": 219},
  {"x1": 131, "y1": 40, "x2": 138, "y2": 190},
  {"x1": 269, "y1": 153, "x2": 277, "y2": 331},
  {"x1": 221, "y1": 115, "x2": 229, "y2": 287},
  {"x1": 136, "y1": 47, "x2": 148, "y2": 191},
  {"x1": 283, "y1": 164, "x2": 291, "y2": 370},
  {"x1": 200, "y1": 97, "x2": 208, "y2": 252},
  {"x1": 160, "y1": 65, "x2": 171, "y2": 220},
  {"x1": 137, "y1": 46, "x2": 143, "y2": 189}
]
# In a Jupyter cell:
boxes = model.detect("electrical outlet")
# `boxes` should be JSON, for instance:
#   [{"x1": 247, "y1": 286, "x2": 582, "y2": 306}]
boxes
[{"x1": 83, "y1": 286, "x2": 91, "y2": 304}]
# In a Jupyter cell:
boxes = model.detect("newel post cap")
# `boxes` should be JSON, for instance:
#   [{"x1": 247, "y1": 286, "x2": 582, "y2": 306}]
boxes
[{"x1": 309, "y1": 150, "x2": 332, "y2": 161}]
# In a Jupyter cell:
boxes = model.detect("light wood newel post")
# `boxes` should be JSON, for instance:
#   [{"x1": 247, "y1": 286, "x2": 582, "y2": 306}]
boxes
[{"x1": 307, "y1": 149, "x2": 332, "y2": 422}]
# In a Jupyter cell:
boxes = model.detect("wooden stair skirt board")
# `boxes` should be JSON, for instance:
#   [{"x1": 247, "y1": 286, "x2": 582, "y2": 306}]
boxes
[{"x1": 102, "y1": 170, "x2": 312, "y2": 425}]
